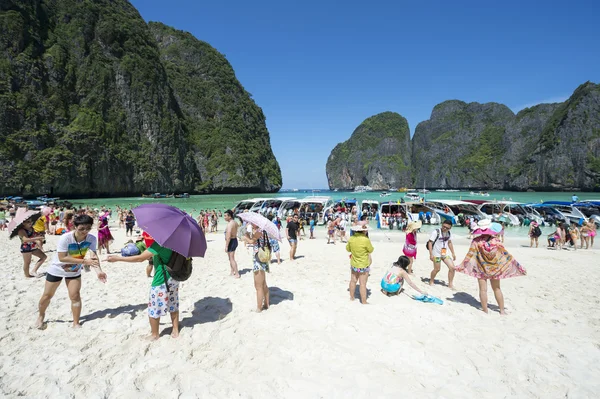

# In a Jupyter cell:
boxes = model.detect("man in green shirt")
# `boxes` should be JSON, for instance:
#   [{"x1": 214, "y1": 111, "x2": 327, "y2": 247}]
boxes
[{"x1": 106, "y1": 242, "x2": 179, "y2": 341}]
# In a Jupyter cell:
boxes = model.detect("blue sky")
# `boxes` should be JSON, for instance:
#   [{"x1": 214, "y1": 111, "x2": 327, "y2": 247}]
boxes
[{"x1": 131, "y1": 0, "x2": 599, "y2": 189}]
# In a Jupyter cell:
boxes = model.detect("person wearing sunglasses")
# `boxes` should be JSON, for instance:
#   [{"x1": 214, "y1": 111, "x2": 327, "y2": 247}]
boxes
[{"x1": 35, "y1": 215, "x2": 106, "y2": 329}]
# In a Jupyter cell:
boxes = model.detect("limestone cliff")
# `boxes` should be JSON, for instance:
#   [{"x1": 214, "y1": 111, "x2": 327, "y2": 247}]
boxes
[
  {"x1": 326, "y1": 112, "x2": 412, "y2": 190},
  {"x1": 327, "y1": 82, "x2": 600, "y2": 191},
  {"x1": 0, "y1": 0, "x2": 281, "y2": 197}
]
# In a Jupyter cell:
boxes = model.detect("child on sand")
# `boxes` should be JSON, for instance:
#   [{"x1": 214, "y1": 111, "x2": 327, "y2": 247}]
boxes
[
  {"x1": 402, "y1": 220, "x2": 421, "y2": 274},
  {"x1": 380, "y1": 255, "x2": 428, "y2": 296},
  {"x1": 16, "y1": 217, "x2": 47, "y2": 278}
]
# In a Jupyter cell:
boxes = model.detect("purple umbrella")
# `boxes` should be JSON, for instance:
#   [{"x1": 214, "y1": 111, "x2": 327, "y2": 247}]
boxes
[{"x1": 132, "y1": 204, "x2": 206, "y2": 257}]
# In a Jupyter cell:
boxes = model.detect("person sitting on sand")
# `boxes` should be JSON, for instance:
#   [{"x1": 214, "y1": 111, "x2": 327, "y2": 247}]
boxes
[
  {"x1": 455, "y1": 222, "x2": 526, "y2": 315},
  {"x1": 346, "y1": 224, "x2": 374, "y2": 304},
  {"x1": 381, "y1": 255, "x2": 428, "y2": 297},
  {"x1": 35, "y1": 215, "x2": 107, "y2": 329},
  {"x1": 106, "y1": 241, "x2": 181, "y2": 341},
  {"x1": 17, "y1": 218, "x2": 47, "y2": 278}
]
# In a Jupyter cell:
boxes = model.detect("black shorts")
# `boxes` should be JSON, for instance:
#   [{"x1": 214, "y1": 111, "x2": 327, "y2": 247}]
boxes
[
  {"x1": 126, "y1": 224, "x2": 134, "y2": 232},
  {"x1": 227, "y1": 238, "x2": 238, "y2": 252},
  {"x1": 46, "y1": 273, "x2": 81, "y2": 283}
]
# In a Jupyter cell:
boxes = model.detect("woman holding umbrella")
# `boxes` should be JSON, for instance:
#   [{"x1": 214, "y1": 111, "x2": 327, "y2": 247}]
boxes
[
  {"x1": 106, "y1": 204, "x2": 206, "y2": 340},
  {"x1": 237, "y1": 212, "x2": 282, "y2": 313},
  {"x1": 9, "y1": 208, "x2": 47, "y2": 278}
]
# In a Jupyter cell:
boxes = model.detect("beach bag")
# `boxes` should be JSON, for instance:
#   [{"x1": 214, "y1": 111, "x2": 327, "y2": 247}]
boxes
[
  {"x1": 532, "y1": 226, "x2": 542, "y2": 237},
  {"x1": 165, "y1": 251, "x2": 193, "y2": 282},
  {"x1": 257, "y1": 231, "x2": 272, "y2": 263},
  {"x1": 121, "y1": 243, "x2": 141, "y2": 257}
]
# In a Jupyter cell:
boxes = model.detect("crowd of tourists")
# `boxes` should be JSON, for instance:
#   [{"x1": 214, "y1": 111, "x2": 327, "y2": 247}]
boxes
[{"x1": 3, "y1": 197, "x2": 597, "y2": 341}]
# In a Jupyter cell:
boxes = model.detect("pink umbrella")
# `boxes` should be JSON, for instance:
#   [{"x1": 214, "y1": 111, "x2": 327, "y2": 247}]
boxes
[
  {"x1": 8, "y1": 208, "x2": 41, "y2": 239},
  {"x1": 237, "y1": 212, "x2": 282, "y2": 241}
]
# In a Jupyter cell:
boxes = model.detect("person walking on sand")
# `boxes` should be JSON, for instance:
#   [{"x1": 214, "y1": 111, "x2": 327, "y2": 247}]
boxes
[
  {"x1": 106, "y1": 241, "x2": 181, "y2": 341},
  {"x1": 455, "y1": 222, "x2": 526, "y2": 315},
  {"x1": 529, "y1": 221, "x2": 542, "y2": 248},
  {"x1": 242, "y1": 224, "x2": 270, "y2": 312},
  {"x1": 403, "y1": 220, "x2": 421, "y2": 274},
  {"x1": 286, "y1": 214, "x2": 300, "y2": 261},
  {"x1": 426, "y1": 219, "x2": 456, "y2": 289},
  {"x1": 587, "y1": 220, "x2": 597, "y2": 247},
  {"x1": 267, "y1": 214, "x2": 282, "y2": 264},
  {"x1": 224, "y1": 210, "x2": 240, "y2": 277},
  {"x1": 35, "y1": 215, "x2": 107, "y2": 329},
  {"x1": 346, "y1": 224, "x2": 374, "y2": 304},
  {"x1": 97, "y1": 214, "x2": 113, "y2": 254}
]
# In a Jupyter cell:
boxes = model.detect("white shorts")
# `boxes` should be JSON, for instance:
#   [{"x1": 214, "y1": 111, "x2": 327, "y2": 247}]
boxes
[{"x1": 148, "y1": 279, "x2": 180, "y2": 319}]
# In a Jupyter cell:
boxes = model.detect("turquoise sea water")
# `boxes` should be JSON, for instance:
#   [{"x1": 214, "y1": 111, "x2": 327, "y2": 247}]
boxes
[
  {"x1": 70, "y1": 190, "x2": 600, "y2": 212},
  {"x1": 71, "y1": 190, "x2": 598, "y2": 239}
]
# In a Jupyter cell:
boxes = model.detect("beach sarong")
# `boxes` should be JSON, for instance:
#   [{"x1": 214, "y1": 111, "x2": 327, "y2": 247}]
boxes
[{"x1": 456, "y1": 236, "x2": 526, "y2": 280}]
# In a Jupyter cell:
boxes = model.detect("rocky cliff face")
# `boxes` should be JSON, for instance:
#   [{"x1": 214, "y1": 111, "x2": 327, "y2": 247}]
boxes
[
  {"x1": 326, "y1": 112, "x2": 412, "y2": 190},
  {"x1": 0, "y1": 0, "x2": 281, "y2": 197},
  {"x1": 149, "y1": 22, "x2": 281, "y2": 193},
  {"x1": 327, "y1": 82, "x2": 600, "y2": 191}
]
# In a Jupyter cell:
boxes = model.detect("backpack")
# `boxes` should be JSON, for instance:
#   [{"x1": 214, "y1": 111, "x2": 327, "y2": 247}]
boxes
[
  {"x1": 257, "y1": 231, "x2": 272, "y2": 263},
  {"x1": 532, "y1": 226, "x2": 542, "y2": 237},
  {"x1": 425, "y1": 228, "x2": 450, "y2": 250},
  {"x1": 121, "y1": 243, "x2": 141, "y2": 257},
  {"x1": 162, "y1": 251, "x2": 193, "y2": 282}
]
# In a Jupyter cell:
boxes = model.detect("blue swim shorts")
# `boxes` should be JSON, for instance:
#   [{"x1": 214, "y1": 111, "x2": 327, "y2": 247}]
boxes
[{"x1": 381, "y1": 279, "x2": 401, "y2": 294}]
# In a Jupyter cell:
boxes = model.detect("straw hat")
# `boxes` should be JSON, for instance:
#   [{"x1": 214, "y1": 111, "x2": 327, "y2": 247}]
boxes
[
  {"x1": 406, "y1": 220, "x2": 422, "y2": 232},
  {"x1": 351, "y1": 224, "x2": 370, "y2": 232}
]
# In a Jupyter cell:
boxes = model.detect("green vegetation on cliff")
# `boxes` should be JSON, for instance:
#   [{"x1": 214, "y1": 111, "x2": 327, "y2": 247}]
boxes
[
  {"x1": 0, "y1": 0, "x2": 281, "y2": 197},
  {"x1": 326, "y1": 112, "x2": 412, "y2": 189},
  {"x1": 149, "y1": 22, "x2": 281, "y2": 191}
]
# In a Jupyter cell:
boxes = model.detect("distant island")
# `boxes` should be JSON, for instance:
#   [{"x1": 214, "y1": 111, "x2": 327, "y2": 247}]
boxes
[
  {"x1": 326, "y1": 82, "x2": 600, "y2": 192},
  {"x1": 0, "y1": 0, "x2": 281, "y2": 198}
]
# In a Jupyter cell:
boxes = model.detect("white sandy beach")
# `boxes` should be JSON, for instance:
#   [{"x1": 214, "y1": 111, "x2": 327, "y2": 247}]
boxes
[{"x1": 1, "y1": 222, "x2": 599, "y2": 398}]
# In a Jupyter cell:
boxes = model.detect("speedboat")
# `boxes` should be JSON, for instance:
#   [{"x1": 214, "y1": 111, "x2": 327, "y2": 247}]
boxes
[
  {"x1": 404, "y1": 192, "x2": 421, "y2": 201},
  {"x1": 353, "y1": 185, "x2": 373, "y2": 193},
  {"x1": 361, "y1": 200, "x2": 380, "y2": 219},
  {"x1": 425, "y1": 199, "x2": 487, "y2": 225},
  {"x1": 541, "y1": 201, "x2": 588, "y2": 225},
  {"x1": 470, "y1": 191, "x2": 490, "y2": 197},
  {"x1": 525, "y1": 203, "x2": 569, "y2": 225},
  {"x1": 299, "y1": 196, "x2": 334, "y2": 224},
  {"x1": 232, "y1": 198, "x2": 266, "y2": 215},
  {"x1": 380, "y1": 192, "x2": 391, "y2": 197},
  {"x1": 465, "y1": 201, "x2": 520, "y2": 226},
  {"x1": 250, "y1": 197, "x2": 296, "y2": 218}
]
